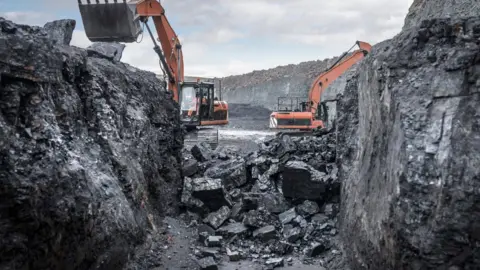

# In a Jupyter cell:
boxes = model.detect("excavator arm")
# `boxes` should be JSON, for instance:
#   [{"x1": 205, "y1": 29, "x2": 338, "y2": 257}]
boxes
[
  {"x1": 137, "y1": 0, "x2": 183, "y2": 102},
  {"x1": 307, "y1": 41, "x2": 371, "y2": 116}
]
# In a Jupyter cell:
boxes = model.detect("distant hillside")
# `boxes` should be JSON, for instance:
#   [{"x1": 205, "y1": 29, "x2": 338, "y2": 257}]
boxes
[{"x1": 220, "y1": 55, "x2": 345, "y2": 110}]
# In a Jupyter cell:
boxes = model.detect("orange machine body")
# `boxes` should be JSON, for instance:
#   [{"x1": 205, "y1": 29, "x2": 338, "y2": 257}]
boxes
[{"x1": 269, "y1": 41, "x2": 372, "y2": 130}]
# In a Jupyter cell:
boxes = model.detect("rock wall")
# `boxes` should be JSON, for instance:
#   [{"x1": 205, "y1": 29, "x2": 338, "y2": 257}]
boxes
[
  {"x1": 337, "y1": 9, "x2": 480, "y2": 270},
  {"x1": 221, "y1": 57, "x2": 344, "y2": 110},
  {"x1": 0, "y1": 18, "x2": 183, "y2": 270}
]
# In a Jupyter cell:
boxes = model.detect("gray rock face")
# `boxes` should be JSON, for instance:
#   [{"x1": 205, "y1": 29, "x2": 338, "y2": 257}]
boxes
[
  {"x1": 403, "y1": 0, "x2": 480, "y2": 30},
  {"x1": 337, "y1": 16, "x2": 480, "y2": 269},
  {"x1": 43, "y1": 19, "x2": 75, "y2": 45},
  {"x1": 87, "y1": 42, "x2": 126, "y2": 62},
  {"x1": 221, "y1": 56, "x2": 347, "y2": 110},
  {"x1": 0, "y1": 18, "x2": 183, "y2": 270}
]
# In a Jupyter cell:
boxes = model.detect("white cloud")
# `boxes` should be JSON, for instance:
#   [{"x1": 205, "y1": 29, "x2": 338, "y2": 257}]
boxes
[{"x1": 1, "y1": 0, "x2": 414, "y2": 77}]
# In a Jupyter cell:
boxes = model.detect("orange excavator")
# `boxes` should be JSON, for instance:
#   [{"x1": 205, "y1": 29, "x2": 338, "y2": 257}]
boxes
[
  {"x1": 77, "y1": 0, "x2": 228, "y2": 132},
  {"x1": 270, "y1": 41, "x2": 372, "y2": 131}
]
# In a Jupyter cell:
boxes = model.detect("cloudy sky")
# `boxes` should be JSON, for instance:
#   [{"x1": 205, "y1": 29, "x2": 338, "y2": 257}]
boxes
[{"x1": 1, "y1": 0, "x2": 414, "y2": 77}]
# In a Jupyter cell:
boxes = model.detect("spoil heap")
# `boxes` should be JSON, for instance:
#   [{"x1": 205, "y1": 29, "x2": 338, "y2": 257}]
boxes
[
  {"x1": 0, "y1": 18, "x2": 183, "y2": 270},
  {"x1": 182, "y1": 132, "x2": 346, "y2": 269}
]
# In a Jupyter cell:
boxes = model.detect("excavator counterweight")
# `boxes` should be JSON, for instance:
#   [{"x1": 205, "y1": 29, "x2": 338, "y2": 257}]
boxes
[{"x1": 78, "y1": 0, "x2": 142, "y2": 42}]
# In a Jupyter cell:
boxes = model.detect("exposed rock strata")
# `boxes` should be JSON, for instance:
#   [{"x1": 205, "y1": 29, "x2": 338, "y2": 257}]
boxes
[
  {"x1": 0, "y1": 18, "x2": 183, "y2": 270},
  {"x1": 337, "y1": 15, "x2": 480, "y2": 270}
]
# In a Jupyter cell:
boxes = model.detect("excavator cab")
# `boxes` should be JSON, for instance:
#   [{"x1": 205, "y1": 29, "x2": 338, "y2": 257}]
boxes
[
  {"x1": 78, "y1": 0, "x2": 143, "y2": 42},
  {"x1": 180, "y1": 81, "x2": 228, "y2": 130}
]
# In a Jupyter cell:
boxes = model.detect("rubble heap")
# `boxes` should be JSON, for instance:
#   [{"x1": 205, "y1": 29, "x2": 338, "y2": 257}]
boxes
[
  {"x1": 182, "y1": 132, "x2": 346, "y2": 268},
  {"x1": 0, "y1": 18, "x2": 183, "y2": 270}
]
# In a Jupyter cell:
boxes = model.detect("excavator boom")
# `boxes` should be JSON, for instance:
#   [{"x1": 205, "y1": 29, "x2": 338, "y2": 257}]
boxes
[{"x1": 77, "y1": 0, "x2": 228, "y2": 147}]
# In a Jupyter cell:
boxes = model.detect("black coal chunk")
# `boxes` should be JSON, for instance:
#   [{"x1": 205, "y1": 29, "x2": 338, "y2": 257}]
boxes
[
  {"x1": 204, "y1": 158, "x2": 247, "y2": 188},
  {"x1": 191, "y1": 142, "x2": 215, "y2": 162},
  {"x1": 183, "y1": 159, "x2": 199, "y2": 177},
  {"x1": 296, "y1": 200, "x2": 320, "y2": 217},
  {"x1": 281, "y1": 161, "x2": 327, "y2": 200},
  {"x1": 217, "y1": 222, "x2": 248, "y2": 237},
  {"x1": 204, "y1": 206, "x2": 231, "y2": 229},
  {"x1": 43, "y1": 19, "x2": 75, "y2": 45},
  {"x1": 253, "y1": 225, "x2": 277, "y2": 241},
  {"x1": 87, "y1": 42, "x2": 126, "y2": 62},
  {"x1": 198, "y1": 257, "x2": 218, "y2": 270},
  {"x1": 278, "y1": 208, "x2": 297, "y2": 225},
  {"x1": 190, "y1": 177, "x2": 232, "y2": 211},
  {"x1": 283, "y1": 224, "x2": 302, "y2": 243}
]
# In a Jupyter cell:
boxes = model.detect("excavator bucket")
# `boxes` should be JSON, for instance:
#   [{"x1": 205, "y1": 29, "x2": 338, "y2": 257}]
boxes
[{"x1": 78, "y1": 0, "x2": 143, "y2": 42}]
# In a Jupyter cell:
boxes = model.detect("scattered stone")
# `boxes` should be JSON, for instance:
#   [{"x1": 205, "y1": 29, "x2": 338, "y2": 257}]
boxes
[
  {"x1": 281, "y1": 161, "x2": 327, "y2": 200},
  {"x1": 283, "y1": 224, "x2": 302, "y2": 243},
  {"x1": 198, "y1": 224, "x2": 216, "y2": 242},
  {"x1": 204, "y1": 158, "x2": 247, "y2": 188},
  {"x1": 183, "y1": 159, "x2": 198, "y2": 177},
  {"x1": 260, "y1": 193, "x2": 289, "y2": 214},
  {"x1": 198, "y1": 256, "x2": 218, "y2": 270},
  {"x1": 272, "y1": 241, "x2": 294, "y2": 255},
  {"x1": 199, "y1": 247, "x2": 220, "y2": 258},
  {"x1": 279, "y1": 208, "x2": 297, "y2": 224},
  {"x1": 306, "y1": 242, "x2": 328, "y2": 257},
  {"x1": 226, "y1": 248, "x2": 242, "y2": 262},
  {"x1": 205, "y1": 206, "x2": 231, "y2": 229},
  {"x1": 230, "y1": 202, "x2": 244, "y2": 221},
  {"x1": 293, "y1": 215, "x2": 308, "y2": 228},
  {"x1": 192, "y1": 142, "x2": 215, "y2": 162},
  {"x1": 265, "y1": 257, "x2": 284, "y2": 268},
  {"x1": 322, "y1": 203, "x2": 338, "y2": 218},
  {"x1": 311, "y1": 213, "x2": 329, "y2": 224},
  {"x1": 217, "y1": 223, "x2": 248, "y2": 237},
  {"x1": 243, "y1": 210, "x2": 262, "y2": 228},
  {"x1": 296, "y1": 200, "x2": 320, "y2": 217},
  {"x1": 253, "y1": 225, "x2": 276, "y2": 241},
  {"x1": 204, "y1": 236, "x2": 223, "y2": 247},
  {"x1": 190, "y1": 177, "x2": 232, "y2": 211},
  {"x1": 87, "y1": 42, "x2": 126, "y2": 62}
]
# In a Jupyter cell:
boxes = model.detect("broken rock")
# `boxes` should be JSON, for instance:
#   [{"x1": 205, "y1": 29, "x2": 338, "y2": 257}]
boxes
[
  {"x1": 253, "y1": 225, "x2": 277, "y2": 241},
  {"x1": 281, "y1": 161, "x2": 327, "y2": 200},
  {"x1": 198, "y1": 256, "x2": 218, "y2": 270},
  {"x1": 190, "y1": 177, "x2": 231, "y2": 211},
  {"x1": 183, "y1": 159, "x2": 198, "y2": 177},
  {"x1": 191, "y1": 142, "x2": 215, "y2": 162},
  {"x1": 198, "y1": 224, "x2": 216, "y2": 242},
  {"x1": 296, "y1": 200, "x2": 320, "y2": 217},
  {"x1": 204, "y1": 236, "x2": 222, "y2": 247},
  {"x1": 217, "y1": 222, "x2": 248, "y2": 237},
  {"x1": 87, "y1": 42, "x2": 126, "y2": 62},
  {"x1": 226, "y1": 248, "x2": 242, "y2": 262},
  {"x1": 279, "y1": 208, "x2": 297, "y2": 225},
  {"x1": 283, "y1": 224, "x2": 302, "y2": 243},
  {"x1": 204, "y1": 158, "x2": 247, "y2": 188},
  {"x1": 306, "y1": 241, "x2": 328, "y2": 257},
  {"x1": 265, "y1": 257, "x2": 284, "y2": 268},
  {"x1": 204, "y1": 206, "x2": 231, "y2": 229},
  {"x1": 43, "y1": 19, "x2": 75, "y2": 45}
]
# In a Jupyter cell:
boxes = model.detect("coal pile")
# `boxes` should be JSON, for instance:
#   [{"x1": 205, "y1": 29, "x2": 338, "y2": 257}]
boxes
[
  {"x1": 181, "y1": 132, "x2": 345, "y2": 268},
  {"x1": 0, "y1": 18, "x2": 183, "y2": 270}
]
